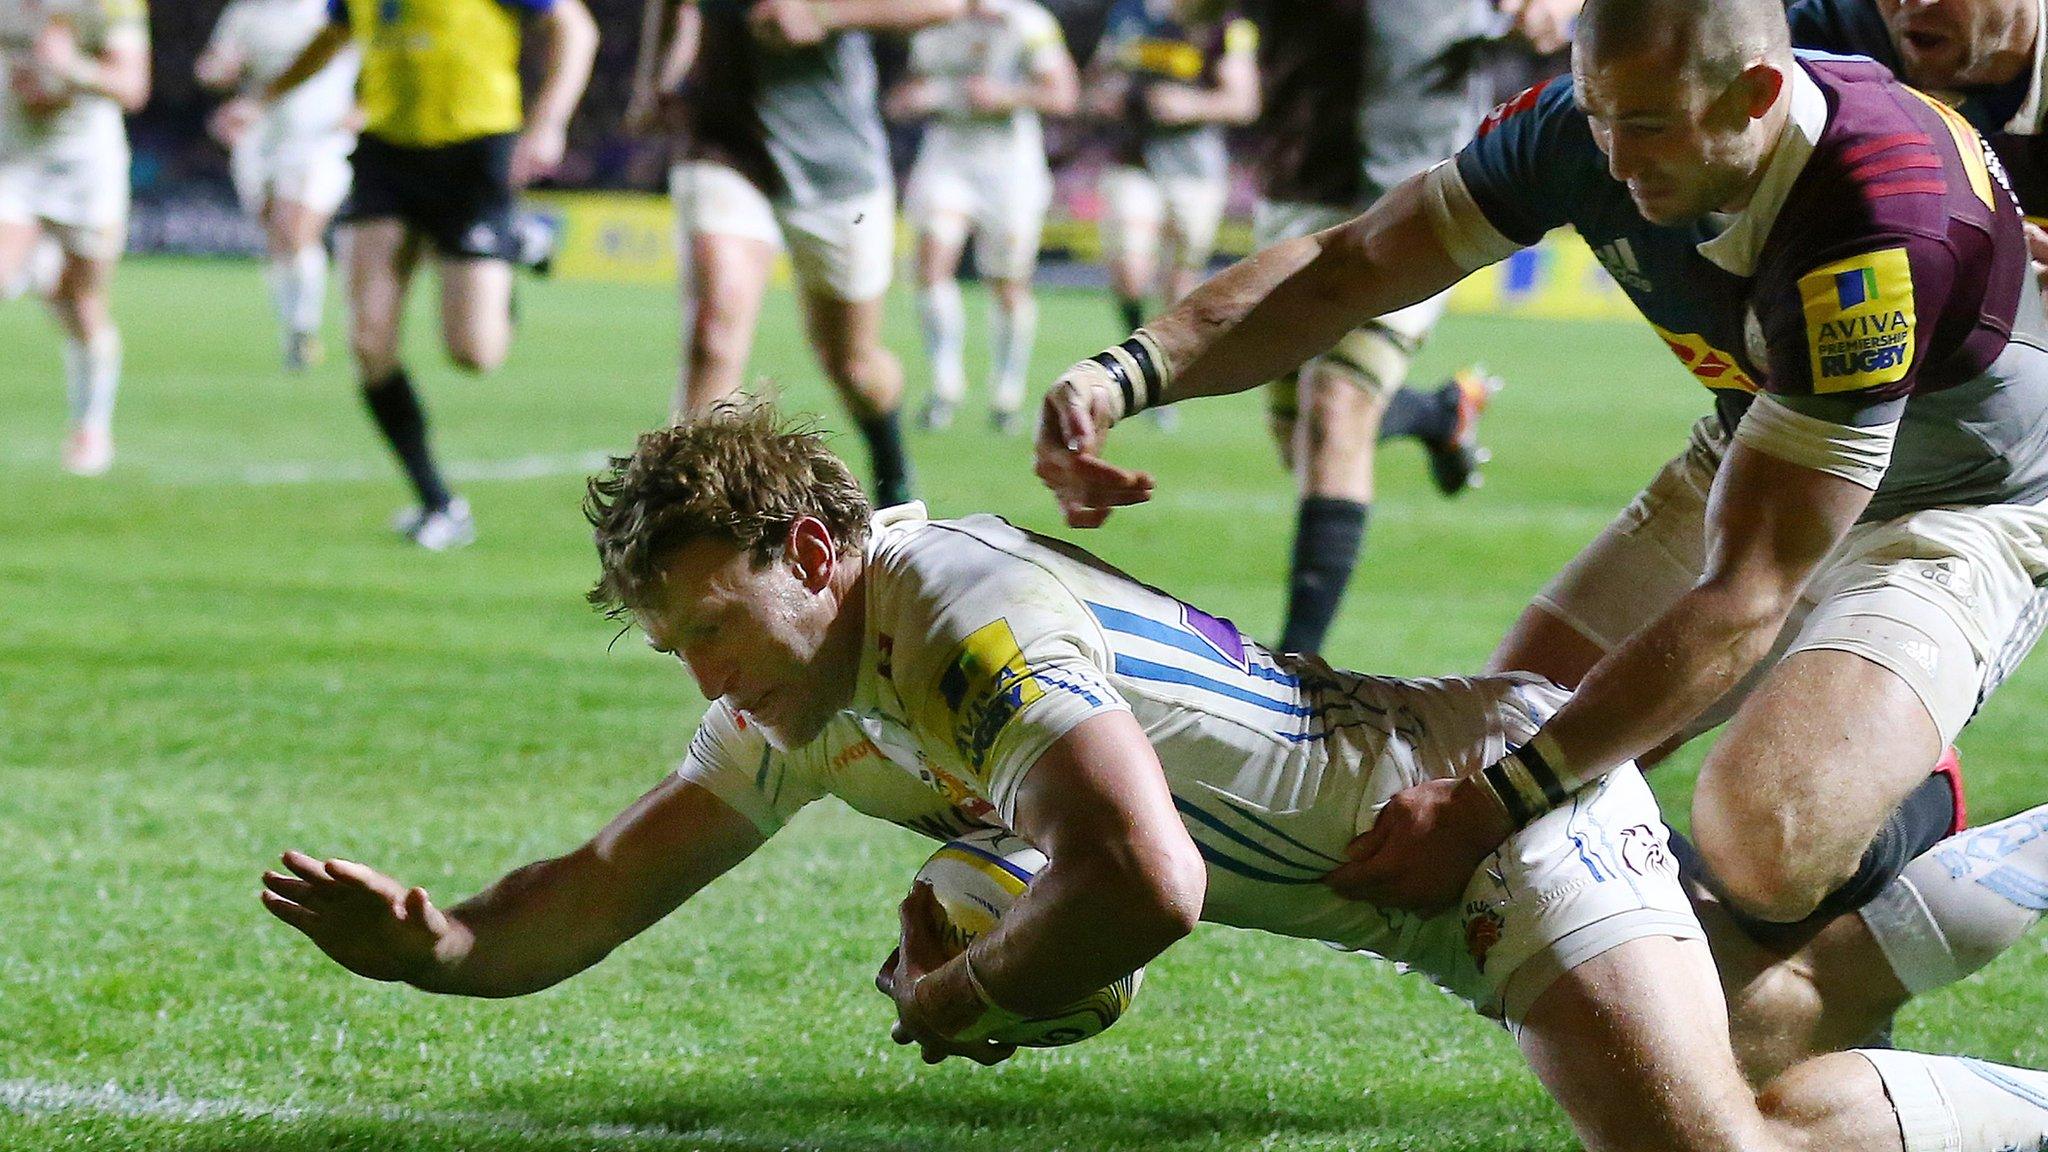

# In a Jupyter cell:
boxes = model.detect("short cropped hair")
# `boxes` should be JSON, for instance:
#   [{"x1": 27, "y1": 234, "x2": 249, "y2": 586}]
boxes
[
  {"x1": 1580, "y1": 0, "x2": 1791, "y2": 90},
  {"x1": 584, "y1": 401, "x2": 872, "y2": 617}
]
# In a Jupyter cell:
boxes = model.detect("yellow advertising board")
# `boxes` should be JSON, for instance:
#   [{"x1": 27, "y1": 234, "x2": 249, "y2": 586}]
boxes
[{"x1": 529, "y1": 191, "x2": 1637, "y2": 324}]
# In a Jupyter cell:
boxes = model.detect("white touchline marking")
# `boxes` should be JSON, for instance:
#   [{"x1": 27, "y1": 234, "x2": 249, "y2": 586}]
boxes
[
  {"x1": 0, "y1": 449, "x2": 619, "y2": 487},
  {"x1": 0, "y1": 1077, "x2": 794, "y2": 1148}
]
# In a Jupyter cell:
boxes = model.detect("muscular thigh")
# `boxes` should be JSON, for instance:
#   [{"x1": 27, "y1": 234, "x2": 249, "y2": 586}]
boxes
[{"x1": 1516, "y1": 935, "x2": 1777, "y2": 1152}]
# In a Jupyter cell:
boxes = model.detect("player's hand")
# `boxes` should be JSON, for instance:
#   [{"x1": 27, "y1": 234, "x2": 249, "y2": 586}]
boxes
[
  {"x1": 2026, "y1": 222, "x2": 2048, "y2": 305},
  {"x1": 1494, "y1": 0, "x2": 1577, "y2": 55},
  {"x1": 510, "y1": 121, "x2": 569, "y2": 188},
  {"x1": 1323, "y1": 776, "x2": 1514, "y2": 913},
  {"x1": 875, "y1": 883, "x2": 1017, "y2": 1066},
  {"x1": 260, "y1": 850, "x2": 455, "y2": 985},
  {"x1": 748, "y1": 0, "x2": 828, "y2": 52},
  {"x1": 1033, "y1": 362, "x2": 1155, "y2": 529},
  {"x1": 208, "y1": 96, "x2": 261, "y2": 149}
]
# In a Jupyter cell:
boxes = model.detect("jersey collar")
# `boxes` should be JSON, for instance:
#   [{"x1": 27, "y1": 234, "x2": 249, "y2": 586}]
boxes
[
  {"x1": 852, "y1": 501, "x2": 930, "y2": 718},
  {"x1": 1697, "y1": 60, "x2": 1828, "y2": 277}
]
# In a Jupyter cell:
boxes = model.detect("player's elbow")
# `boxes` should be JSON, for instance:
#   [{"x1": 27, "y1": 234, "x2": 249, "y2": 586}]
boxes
[
  {"x1": 1690, "y1": 571, "x2": 1802, "y2": 663},
  {"x1": 1126, "y1": 837, "x2": 1208, "y2": 944}
]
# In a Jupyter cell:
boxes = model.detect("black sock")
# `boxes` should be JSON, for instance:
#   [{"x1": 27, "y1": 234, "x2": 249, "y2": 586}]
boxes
[
  {"x1": 1673, "y1": 771, "x2": 1958, "y2": 949},
  {"x1": 362, "y1": 369, "x2": 451, "y2": 513},
  {"x1": 860, "y1": 410, "x2": 914, "y2": 508},
  {"x1": 1118, "y1": 295, "x2": 1145, "y2": 333},
  {"x1": 1379, "y1": 380, "x2": 1457, "y2": 443},
  {"x1": 1278, "y1": 497, "x2": 1369, "y2": 656}
]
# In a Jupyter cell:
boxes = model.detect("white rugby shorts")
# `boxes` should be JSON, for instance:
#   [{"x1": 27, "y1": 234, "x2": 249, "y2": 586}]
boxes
[
  {"x1": 0, "y1": 142, "x2": 129, "y2": 260},
  {"x1": 1534, "y1": 415, "x2": 2048, "y2": 745},
  {"x1": 670, "y1": 161, "x2": 894, "y2": 303},
  {"x1": 904, "y1": 149, "x2": 1050, "y2": 282},
  {"x1": 231, "y1": 126, "x2": 353, "y2": 218},
  {"x1": 1098, "y1": 164, "x2": 1225, "y2": 271},
  {"x1": 1331, "y1": 677, "x2": 1702, "y2": 1026}
]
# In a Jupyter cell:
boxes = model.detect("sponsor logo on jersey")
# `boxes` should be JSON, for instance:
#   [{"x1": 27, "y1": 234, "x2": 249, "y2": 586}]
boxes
[
  {"x1": 1478, "y1": 83, "x2": 1543, "y2": 139},
  {"x1": 936, "y1": 618, "x2": 1045, "y2": 772},
  {"x1": 1648, "y1": 323, "x2": 1760, "y2": 392},
  {"x1": 1800, "y1": 247, "x2": 1915, "y2": 393},
  {"x1": 1463, "y1": 905, "x2": 1505, "y2": 967},
  {"x1": 1593, "y1": 237, "x2": 1652, "y2": 294}
]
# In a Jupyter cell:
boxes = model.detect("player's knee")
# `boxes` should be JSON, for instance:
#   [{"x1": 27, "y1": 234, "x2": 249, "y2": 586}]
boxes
[
  {"x1": 1698, "y1": 834, "x2": 1833, "y2": 925},
  {"x1": 1755, "y1": 1052, "x2": 1870, "y2": 1132}
]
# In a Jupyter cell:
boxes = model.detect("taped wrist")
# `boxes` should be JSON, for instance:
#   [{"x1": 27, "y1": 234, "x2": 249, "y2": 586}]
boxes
[
  {"x1": 1089, "y1": 329, "x2": 1170, "y2": 421},
  {"x1": 1478, "y1": 732, "x2": 1576, "y2": 828},
  {"x1": 948, "y1": 948, "x2": 1026, "y2": 1043}
]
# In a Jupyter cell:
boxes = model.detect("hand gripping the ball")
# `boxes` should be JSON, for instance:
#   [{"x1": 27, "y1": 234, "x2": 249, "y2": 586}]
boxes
[{"x1": 875, "y1": 883, "x2": 1018, "y2": 1067}]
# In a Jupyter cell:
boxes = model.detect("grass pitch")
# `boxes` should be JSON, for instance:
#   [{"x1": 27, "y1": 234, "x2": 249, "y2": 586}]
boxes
[{"x1": 1, "y1": 258, "x2": 2044, "y2": 1151}]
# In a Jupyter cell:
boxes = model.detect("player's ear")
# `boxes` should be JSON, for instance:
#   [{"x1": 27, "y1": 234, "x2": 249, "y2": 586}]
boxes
[
  {"x1": 786, "y1": 516, "x2": 837, "y2": 592},
  {"x1": 1736, "y1": 61, "x2": 1785, "y2": 121}
]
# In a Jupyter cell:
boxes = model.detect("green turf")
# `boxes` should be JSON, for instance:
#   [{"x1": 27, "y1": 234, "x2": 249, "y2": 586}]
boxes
[{"x1": 2, "y1": 258, "x2": 2043, "y2": 1150}]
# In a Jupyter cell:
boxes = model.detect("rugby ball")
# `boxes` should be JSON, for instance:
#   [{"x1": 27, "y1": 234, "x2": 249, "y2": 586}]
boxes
[{"x1": 912, "y1": 827, "x2": 1143, "y2": 1048}]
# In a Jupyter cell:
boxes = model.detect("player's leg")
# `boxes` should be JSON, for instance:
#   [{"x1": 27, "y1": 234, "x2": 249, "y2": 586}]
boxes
[
  {"x1": 266, "y1": 196, "x2": 334, "y2": 371},
  {"x1": 1486, "y1": 415, "x2": 1724, "y2": 684},
  {"x1": 669, "y1": 161, "x2": 778, "y2": 416},
  {"x1": 436, "y1": 255, "x2": 513, "y2": 374},
  {"x1": 1708, "y1": 802, "x2": 2048, "y2": 1083},
  {"x1": 1692, "y1": 503, "x2": 2048, "y2": 932},
  {"x1": 780, "y1": 184, "x2": 914, "y2": 508},
  {"x1": 1516, "y1": 935, "x2": 1784, "y2": 1151},
  {"x1": 911, "y1": 222, "x2": 969, "y2": 430},
  {"x1": 1097, "y1": 166, "x2": 1162, "y2": 334},
  {"x1": 979, "y1": 172, "x2": 1049, "y2": 435},
  {"x1": 1278, "y1": 352, "x2": 1387, "y2": 656},
  {"x1": 1764, "y1": 1049, "x2": 2048, "y2": 1151},
  {"x1": 46, "y1": 237, "x2": 122, "y2": 476},
  {"x1": 0, "y1": 219, "x2": 40, "y2": 300},
  {"x1": 346, "y1": 217, "x2": 465, "y2": 545}
]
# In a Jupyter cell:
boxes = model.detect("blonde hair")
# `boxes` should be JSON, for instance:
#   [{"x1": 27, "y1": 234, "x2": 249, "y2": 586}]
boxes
[{"x1": 584, "y1": 400, "x2": 872, "y2": 617}]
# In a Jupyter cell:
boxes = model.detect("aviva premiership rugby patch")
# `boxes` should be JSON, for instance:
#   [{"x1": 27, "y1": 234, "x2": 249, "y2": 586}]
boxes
[
  {"x1": 1800, "y1": 248, "x2": 1915, "y2": 393},
  {"x1": 935, "y1": 619, "x2": 1045, "y2": 773}
]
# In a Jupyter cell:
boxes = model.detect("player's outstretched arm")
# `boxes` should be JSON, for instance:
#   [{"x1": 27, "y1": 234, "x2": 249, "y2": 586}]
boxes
[
  {"x1": 513, "y1": 0, "x2": 600, "y2": 187},
  {"x1": 262, "y1": 776, "x2": 767, "y2": 997},
  {"x1": 882, "y1": 712, "x2": 1205, "y2": 1060},
  {"x1": 1034, "y1": 173, "x2": 1466, "y2": 528}
]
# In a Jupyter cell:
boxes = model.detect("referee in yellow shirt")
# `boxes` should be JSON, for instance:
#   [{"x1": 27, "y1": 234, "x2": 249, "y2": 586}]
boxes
[{"x1": 244, "y1": 0, "x2": 597, "y2": 549}]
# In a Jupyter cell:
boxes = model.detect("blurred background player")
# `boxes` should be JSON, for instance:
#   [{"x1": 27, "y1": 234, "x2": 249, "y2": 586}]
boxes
[
  {"x1": 197, "y1": 0, "x2": 360, "y2": 374},
  {"x1": 0, "y1": 0, "x2": 149, "y2": 477},
  {"x1": 255, "y1": 0, "x2": 598, "y2": 550},
  {"x1": 886, "y1": 0, "x2": 1077, "y2": 436},
  {"x1": 1086, "y1": 0, "x2": 1257, "y2": 432},
  {"x1": 1247, "y1": 0, "x2": 1572, "y2": 658},
  {"x1": 630, "y1": 0, "x2": 963, "y2": 508}
]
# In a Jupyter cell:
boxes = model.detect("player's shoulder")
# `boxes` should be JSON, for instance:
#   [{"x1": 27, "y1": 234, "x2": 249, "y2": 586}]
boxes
[
  {"x1": 1474, "y1": 72, "x2": 1576, "y2": 142},
  {"x1": 1000, "y1": 0, "x2": 1063, "y2": 43},
  {"x1": 1791, "y1": 55, "x2": 1993, "y2": 237}
]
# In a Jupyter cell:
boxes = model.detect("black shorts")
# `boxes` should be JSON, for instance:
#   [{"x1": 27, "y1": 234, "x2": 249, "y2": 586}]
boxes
[{"x1": 340, "y1": 132, "x2": 519, "y2": 260}]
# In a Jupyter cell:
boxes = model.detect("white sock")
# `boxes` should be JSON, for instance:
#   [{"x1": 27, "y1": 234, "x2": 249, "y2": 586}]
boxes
[
  {"x1": 989, "y1": 293, "x2": 1036, "y2": 415},
  {"x1": 264, "y1": 256, "x2": 298, "y2": 340},
  {"x1": 1860, "y1": 1048, "x2": 2048, "y2": 1152},
  {"x1": 918, "y1": 279, "x2": 966, "y2": 404},
  {"x1": 1862, "y1": 804, "x2": 2048, "y2": 995},
  {"x1": 291, "y1": 243, "x2": 328, "y2": 335},
  {"x1": 64, "y1": 327, "x2": 120, "y2": 431}
]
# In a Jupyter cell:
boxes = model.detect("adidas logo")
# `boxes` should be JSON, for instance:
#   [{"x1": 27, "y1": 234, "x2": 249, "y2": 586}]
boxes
[{"x1": 1594, "y1": 237, "x2": 1653, "y2": 293}]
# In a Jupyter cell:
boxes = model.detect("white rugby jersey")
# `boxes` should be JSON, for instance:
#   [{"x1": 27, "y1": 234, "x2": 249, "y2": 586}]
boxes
[
  {"x1": 0, "y1": 0, "x2": 144, "y2": 160},
  {"x1": 904, "y1": 0, "x2": 1064, "y2": 169},
  {"x1": 206, "y1": 0, "x2": 358, "y2": 144},
  {"x1": 677, "y1": 505, "x2": 1572, "y2": 962}
]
